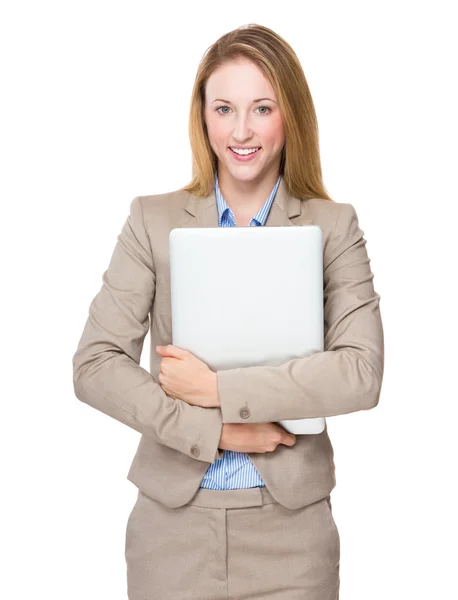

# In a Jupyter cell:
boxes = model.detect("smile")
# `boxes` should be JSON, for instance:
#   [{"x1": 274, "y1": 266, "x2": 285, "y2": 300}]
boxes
[{"x1": 229, "y1": 147, "x2": 262, "y2": 161}]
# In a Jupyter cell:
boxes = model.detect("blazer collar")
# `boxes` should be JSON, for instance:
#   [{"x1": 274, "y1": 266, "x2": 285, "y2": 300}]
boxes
[{"x1": 179, "y1": 176, "x2": 309, "y2": 229}]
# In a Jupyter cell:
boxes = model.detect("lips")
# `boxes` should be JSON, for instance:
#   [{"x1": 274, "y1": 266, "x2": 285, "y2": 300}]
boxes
[{"x1": 228, "y1": 147, "x2": 262, "y2": 161}]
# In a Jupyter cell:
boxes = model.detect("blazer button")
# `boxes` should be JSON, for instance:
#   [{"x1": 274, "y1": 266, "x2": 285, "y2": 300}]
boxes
[
  {"x1": 190, "y1": 444, "x2": 200, "y2": 457},
  {"x1": 240, "y1": 407, "x2": 251, "y2": 419}
]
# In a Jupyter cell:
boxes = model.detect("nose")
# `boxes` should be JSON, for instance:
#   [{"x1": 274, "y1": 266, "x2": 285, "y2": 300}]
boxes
[{"x1": 232, "y1": 113, "x2": 253, "y2": 143}]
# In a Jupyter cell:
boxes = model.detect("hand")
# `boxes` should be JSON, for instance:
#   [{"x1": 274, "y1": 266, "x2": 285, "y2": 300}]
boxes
[
  {"x1": 156, "y1": 344, "x2": 220, "y2": 408},
  {"x1": 219, "y1": 423, "x2": 297, "y2": 454}
]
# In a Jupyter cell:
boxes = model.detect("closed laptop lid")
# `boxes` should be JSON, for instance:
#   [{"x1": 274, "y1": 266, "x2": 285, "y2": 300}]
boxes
[{"x1": 169, "y1": 225, "x2": 325, "y2": 434}]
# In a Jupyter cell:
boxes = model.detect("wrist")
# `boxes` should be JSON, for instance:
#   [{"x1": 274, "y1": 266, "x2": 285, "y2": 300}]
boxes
[{"x1": 207, "y1": 371, "x2": 220, "y2": 407}]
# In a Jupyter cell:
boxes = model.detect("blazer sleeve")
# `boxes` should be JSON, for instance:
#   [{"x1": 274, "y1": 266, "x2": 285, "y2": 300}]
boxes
[
  {"x1": 72, "y1": 196, "x2": 223, "y2": 463},
  {"x1": 216, "y1": 202, "x2": 384, "y2": 423}
]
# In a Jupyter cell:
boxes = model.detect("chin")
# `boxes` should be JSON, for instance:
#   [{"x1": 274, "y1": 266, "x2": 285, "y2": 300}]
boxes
[{"x1": 228, "y1": 170, "x2": 261, "y2": 181}]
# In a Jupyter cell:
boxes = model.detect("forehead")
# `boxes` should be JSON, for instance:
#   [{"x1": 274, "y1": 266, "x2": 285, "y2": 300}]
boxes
[{"x1": 205, "y1": 59, "x2": 276, "y2": 101}]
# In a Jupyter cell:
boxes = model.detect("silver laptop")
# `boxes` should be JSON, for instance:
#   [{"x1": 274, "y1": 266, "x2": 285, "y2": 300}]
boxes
[{"x1": 169, "y1": 226, "x2": 325, "y2": 435}]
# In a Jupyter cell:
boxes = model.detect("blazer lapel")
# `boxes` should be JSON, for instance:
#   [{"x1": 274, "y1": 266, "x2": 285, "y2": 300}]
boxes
[{"x1": 177, "y1": 176, "x2": 313, "y2": 229}]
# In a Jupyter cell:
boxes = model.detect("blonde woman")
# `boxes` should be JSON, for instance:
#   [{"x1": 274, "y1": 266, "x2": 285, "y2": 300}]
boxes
[{"x1": 73, "y1": 23, "x2": 384, "y2": 600}]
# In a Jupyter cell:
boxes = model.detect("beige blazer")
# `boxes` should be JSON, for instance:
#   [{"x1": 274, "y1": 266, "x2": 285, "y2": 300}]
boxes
[{"x1": 72, "y1": 177, "x2": 384, "y2": 510}]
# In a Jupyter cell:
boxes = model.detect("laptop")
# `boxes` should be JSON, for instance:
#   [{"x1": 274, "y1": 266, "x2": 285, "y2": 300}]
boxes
[{"x1": 169, "y1": 226, "x2": 325, "y2": 435}]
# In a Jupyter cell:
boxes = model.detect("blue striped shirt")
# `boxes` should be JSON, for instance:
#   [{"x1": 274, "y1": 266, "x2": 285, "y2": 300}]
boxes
[{"x1": 199, "y1": 171, "x2": 282, "y2": 490}]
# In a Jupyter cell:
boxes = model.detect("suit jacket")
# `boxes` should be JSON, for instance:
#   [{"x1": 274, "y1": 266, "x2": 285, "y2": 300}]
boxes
[{"x1": 72, "y1": 177, "x2": 384, "y2": 510}]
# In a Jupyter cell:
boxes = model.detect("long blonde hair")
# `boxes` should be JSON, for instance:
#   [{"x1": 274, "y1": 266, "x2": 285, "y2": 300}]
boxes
[{"x1": 180, "y1": 23, "x2": 333, "y2": 202}]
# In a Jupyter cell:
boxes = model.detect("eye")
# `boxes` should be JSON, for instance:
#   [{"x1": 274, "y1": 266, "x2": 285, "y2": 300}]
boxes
[
  {"x1": 216, "y1": 105, "x2": 231, "y2": 115},
  {"x1": 215, "y1": 105, "x2": 272, "y2": 115}
]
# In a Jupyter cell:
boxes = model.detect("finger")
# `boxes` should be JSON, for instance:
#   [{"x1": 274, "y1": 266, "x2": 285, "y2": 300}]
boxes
[
  {"x1": 162, "y1": 386, "x2": 181, "y2": 401},
  {"x1": 159, "y1": 356, "x2": 179, "y2": 374},
  {"x1": 156, "y1": 344, "x2": 187, "y2": 359}
]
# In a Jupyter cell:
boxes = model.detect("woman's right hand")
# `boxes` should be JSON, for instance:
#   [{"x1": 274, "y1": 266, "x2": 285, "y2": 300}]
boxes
[{"x1": 218, "y1": 423, "x2": 297, "y2": 454}]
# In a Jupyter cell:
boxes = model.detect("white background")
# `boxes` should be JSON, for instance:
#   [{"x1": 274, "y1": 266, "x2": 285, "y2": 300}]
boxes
[{"x1": 1, "y1": 1, "x2": 457, "y2": 598}]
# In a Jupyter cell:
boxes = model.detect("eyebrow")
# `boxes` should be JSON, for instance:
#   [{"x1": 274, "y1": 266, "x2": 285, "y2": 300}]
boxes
[{"x1": 211, "y1": 97, "x2": 277, "y2": 104}]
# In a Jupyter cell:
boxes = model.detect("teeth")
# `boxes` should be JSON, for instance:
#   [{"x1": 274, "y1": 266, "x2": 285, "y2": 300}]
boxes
[{"x1": 230, "y1": 147, "x2": 260, "y2": 155}]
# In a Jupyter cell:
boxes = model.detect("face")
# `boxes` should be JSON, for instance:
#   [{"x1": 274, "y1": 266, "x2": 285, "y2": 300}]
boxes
[{"x1": 203, "y1": 58, "x2": 285, "y2": 186}]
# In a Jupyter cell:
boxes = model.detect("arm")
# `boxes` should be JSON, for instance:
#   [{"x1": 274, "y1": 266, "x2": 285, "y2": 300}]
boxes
[
  {"x1": 216, "y1": 202, "x2": 384, "y2": 423},
  {"x1": 72, "y1": 196, "x2": 223, "y2": 463}
]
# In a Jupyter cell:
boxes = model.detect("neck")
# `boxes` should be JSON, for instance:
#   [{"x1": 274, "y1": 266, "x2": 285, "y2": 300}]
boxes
[{"x1": 217, "y1": 168, "x2": 280, "y2": 216}]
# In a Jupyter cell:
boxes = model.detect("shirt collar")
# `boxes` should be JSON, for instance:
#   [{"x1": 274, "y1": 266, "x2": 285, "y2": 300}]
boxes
[{"x1": 214, "y1": 172, "x2": 282, "y2": 227}]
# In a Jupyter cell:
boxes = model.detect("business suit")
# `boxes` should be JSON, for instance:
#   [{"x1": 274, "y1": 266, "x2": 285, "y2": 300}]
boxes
[{"x1": 72, "y1": 175, "x2": 384, "y2": 598}]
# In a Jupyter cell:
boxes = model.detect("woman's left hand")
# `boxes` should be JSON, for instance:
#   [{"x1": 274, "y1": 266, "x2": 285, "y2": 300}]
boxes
[{"x1": 156, "y1": 344, "x2": 220, "y2": 408}]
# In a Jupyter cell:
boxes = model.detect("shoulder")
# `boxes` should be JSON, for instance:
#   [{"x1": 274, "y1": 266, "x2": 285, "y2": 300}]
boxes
[
  {"x1": 129, "y1": 188, "x2": 190, "y2": 227},
  {"x1": 137, "y1": 187, "x2": 190, "y2": 215},
  {"x1": 300, "y1": 198, "x2": 363, "y2": 257},
  {"x1": 301, "y1": 197, "x2": 359, "y2": 229}
]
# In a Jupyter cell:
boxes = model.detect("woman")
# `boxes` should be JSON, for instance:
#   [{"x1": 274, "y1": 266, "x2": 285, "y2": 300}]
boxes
[{"x1": 72, "y1": 23, "x2": 384, "y2": 599}]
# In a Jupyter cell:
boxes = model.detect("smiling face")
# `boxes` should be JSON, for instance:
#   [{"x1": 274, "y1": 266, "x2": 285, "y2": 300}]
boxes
[{"x1": 203, "y1": 58, "x2": 285, "y2": 187}]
